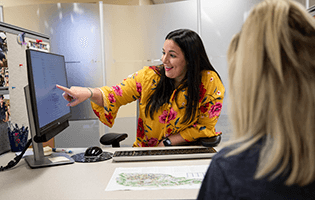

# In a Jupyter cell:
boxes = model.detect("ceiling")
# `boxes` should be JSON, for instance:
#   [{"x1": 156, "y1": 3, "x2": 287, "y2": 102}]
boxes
[
  {"x1": 0, "y1": 0, "x2": 187, "y2": 7},
  {"x1": 0, "y1": 0, "x2": 313, "y2": 8}
]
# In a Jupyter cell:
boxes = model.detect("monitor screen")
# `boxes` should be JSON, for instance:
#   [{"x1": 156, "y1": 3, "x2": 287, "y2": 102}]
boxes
[
  {"x1": 25, "y1": 49, "x2": 71, "y2": 142},
  {"x1": 24, "y1": 49, "x2": 74, "y2": 168}
]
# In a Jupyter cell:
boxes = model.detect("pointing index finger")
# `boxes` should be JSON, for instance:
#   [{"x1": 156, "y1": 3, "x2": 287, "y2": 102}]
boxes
[{"x1": 56, "y1": 84, "x2": 71, "y2": 93}]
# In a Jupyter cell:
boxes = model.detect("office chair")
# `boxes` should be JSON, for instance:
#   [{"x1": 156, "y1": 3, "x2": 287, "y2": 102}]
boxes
[{"x1": 100, "y1": 132, "x2": 221, "y2": 148}]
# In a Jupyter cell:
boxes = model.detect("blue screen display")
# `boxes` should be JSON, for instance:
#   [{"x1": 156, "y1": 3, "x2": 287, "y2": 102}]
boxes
[{"x1": 29, "y1": 50, "x2": 70, "y2": 128}]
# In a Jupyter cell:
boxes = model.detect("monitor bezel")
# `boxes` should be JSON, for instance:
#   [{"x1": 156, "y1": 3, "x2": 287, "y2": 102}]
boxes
[{"x1": 25, "y1": 49, "x2": 71, "y2": 142}]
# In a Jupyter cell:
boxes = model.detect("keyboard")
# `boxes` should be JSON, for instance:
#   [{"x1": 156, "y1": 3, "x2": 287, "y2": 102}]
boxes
[{"x1": 112, "y1": 146, "x2": 217, "y2": 162}]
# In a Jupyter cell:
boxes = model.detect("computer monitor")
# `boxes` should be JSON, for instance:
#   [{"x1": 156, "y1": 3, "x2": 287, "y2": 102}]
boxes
[{"x1": 24, "y1": 49, "x2": 74, "y2": 168}]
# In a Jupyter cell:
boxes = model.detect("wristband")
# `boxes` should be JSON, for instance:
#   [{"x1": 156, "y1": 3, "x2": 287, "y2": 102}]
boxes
[
  {"x1": 163, "y1": 138, "x2": 172, "y2": 146},
  {"x1": 87, "y1": 87, "x2": 93, "y2": 99}
]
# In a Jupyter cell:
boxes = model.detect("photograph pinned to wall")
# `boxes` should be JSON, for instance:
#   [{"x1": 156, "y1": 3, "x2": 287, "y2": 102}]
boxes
[
  {"x1": 0, "y1": 94, "x2": 10, "y2": 155},
  {"x1": 4, "y1": 99, "x2": 10, "y2": 122},
  {"x1": 28, "y1": 39, "x2": 50, "y2": 52},
  {"x1": 0, "y1": 31, "x2": 7, "y2": 68},
  {"x1": 0, "y1": 66, "x2": 7, "y2": 87},
  {"x1": 0, "y1": 31, "x2": 8, "y2": 88},
  {"x1": 4, "y1": 70, "x2": 8, "y2": 87},
  {"x1": 17, "y1": 32, "x2": 27, "y2": 46}
]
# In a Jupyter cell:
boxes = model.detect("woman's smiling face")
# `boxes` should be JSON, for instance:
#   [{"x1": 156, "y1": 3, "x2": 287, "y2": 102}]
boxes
[{"x1": 161, "y1": 39, "x2": 187, "y2": 86}]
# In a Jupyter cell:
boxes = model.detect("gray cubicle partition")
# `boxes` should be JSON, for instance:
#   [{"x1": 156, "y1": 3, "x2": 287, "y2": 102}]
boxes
[
  {"x1": 0, "y1": 21, "x2": 50, "y2": 137},
  {"x1": 4, "y1": 4, "x2": 105, "y2": 148}
]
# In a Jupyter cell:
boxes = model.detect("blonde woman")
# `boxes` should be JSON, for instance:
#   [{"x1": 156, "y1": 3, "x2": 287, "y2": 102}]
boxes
[{"x1": 198, "y1": 0, "x2": 315, "y2": 199}]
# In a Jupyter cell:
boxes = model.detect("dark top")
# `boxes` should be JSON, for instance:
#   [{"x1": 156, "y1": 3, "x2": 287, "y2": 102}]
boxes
[
  {"x1": 197, "y1": 140, "x2": 315, "y2": 200},
  {"x1": 0, "y1": 102, "x2": 7, "y2": 121}
]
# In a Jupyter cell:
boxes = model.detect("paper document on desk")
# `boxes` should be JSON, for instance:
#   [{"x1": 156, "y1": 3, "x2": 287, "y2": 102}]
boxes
[
  {"x1": 105, "y1": 165, "x2": 208, "y2": 191},
  {"x1": 15, "y1": 146, "x2": 53, "y2": 157}
]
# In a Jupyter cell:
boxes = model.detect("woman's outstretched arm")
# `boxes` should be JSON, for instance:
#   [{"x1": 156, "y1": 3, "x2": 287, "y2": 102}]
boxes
[{"x1": 56, "y1": 84, "x2": 104, "y2": 107}]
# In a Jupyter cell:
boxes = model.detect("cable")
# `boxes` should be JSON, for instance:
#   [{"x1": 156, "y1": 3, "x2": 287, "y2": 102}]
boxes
[{"x1": 0, "y1": 139, "x2": 32, "y2": 171}]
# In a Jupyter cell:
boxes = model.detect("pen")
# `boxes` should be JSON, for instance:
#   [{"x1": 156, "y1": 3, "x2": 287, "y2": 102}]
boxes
[{"x1": 52, "y1": 148, "x2": 73, "y2": 154}]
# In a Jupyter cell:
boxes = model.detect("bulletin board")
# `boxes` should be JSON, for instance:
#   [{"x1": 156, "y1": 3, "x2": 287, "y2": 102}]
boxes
[{"x1": 0, "y1": 21, "x2": 50, "y2": 139}]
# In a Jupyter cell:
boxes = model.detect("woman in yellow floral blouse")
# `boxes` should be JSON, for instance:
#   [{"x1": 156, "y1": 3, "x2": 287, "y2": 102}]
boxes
[{"x1": 57, "y1": 29, "x2": 225, "y2": 147}]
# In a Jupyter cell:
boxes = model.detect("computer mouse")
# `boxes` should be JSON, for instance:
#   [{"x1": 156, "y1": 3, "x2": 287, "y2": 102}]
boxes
[
  {"x1": 73, "y1": 146, "x2": 113, "y2": 163},
  {"x1": 84, "y1": 146, "x2": 103, "y2": 157}
]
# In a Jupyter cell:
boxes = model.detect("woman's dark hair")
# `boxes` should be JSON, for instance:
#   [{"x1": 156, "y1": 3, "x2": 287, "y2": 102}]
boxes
[{"x1": 145, "y1": 29, "x2": 221, "y2": 124}]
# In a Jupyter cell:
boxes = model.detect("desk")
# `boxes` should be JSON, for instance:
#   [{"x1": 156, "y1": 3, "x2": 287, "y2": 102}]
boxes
[{"x1": 0, "y1": 147, "x2": 217, "y2": 200}]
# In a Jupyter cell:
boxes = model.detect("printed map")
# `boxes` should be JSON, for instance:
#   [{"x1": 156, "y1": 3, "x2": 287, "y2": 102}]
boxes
[
  {"x1": 116, "y1": 173, "x2": 203, "y2": 187},
  {"x1": 105, "y1": 165, "x2": 209, "y2": 191}
]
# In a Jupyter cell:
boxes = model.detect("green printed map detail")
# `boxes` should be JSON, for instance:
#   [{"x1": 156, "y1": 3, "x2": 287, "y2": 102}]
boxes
[{"x1": 116, "y1": 173, "x2": 202, "y2": 187}]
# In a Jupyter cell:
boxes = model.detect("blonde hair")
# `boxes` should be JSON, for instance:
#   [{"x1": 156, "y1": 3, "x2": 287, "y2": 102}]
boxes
[{"x1": 226, "y1": 0, "x2": 315, "y2": 186}]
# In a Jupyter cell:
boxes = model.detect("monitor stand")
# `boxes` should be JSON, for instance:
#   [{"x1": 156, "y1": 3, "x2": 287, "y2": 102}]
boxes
[
  {"x1": 24, "y1": 141, "x2": 74, "y2": 169},
  {"x1": 24, "y1": 85, "x2": 74, "y2": 169}
]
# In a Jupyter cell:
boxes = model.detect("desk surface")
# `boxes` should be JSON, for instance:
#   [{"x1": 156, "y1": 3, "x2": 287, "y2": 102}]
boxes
[{"x1": 0, "y1": 146, "x2": 217, "y2": 200}]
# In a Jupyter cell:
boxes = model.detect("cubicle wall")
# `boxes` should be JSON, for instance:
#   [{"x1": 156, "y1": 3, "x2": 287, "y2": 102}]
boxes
[
  {"x1": 200, "y1": 0, "x2": 262, "y2": 110},
  {"x1": 3, "y1": 0, "x2": 275, "y2": 147},
  {"x1": 37, "y1": 3, "x2": 103, "y2": 147},
  {"x1": 4, "y1": 4, "x2": 103, "y2": 147},
  {"x1": 0, "y1": 22, "x2": 50, "y2": 137}
]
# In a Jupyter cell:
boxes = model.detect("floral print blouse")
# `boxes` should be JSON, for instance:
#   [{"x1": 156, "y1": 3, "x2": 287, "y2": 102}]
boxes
[{"x1": 91, "y1": 65, "x2": 225, "y2": 147}]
